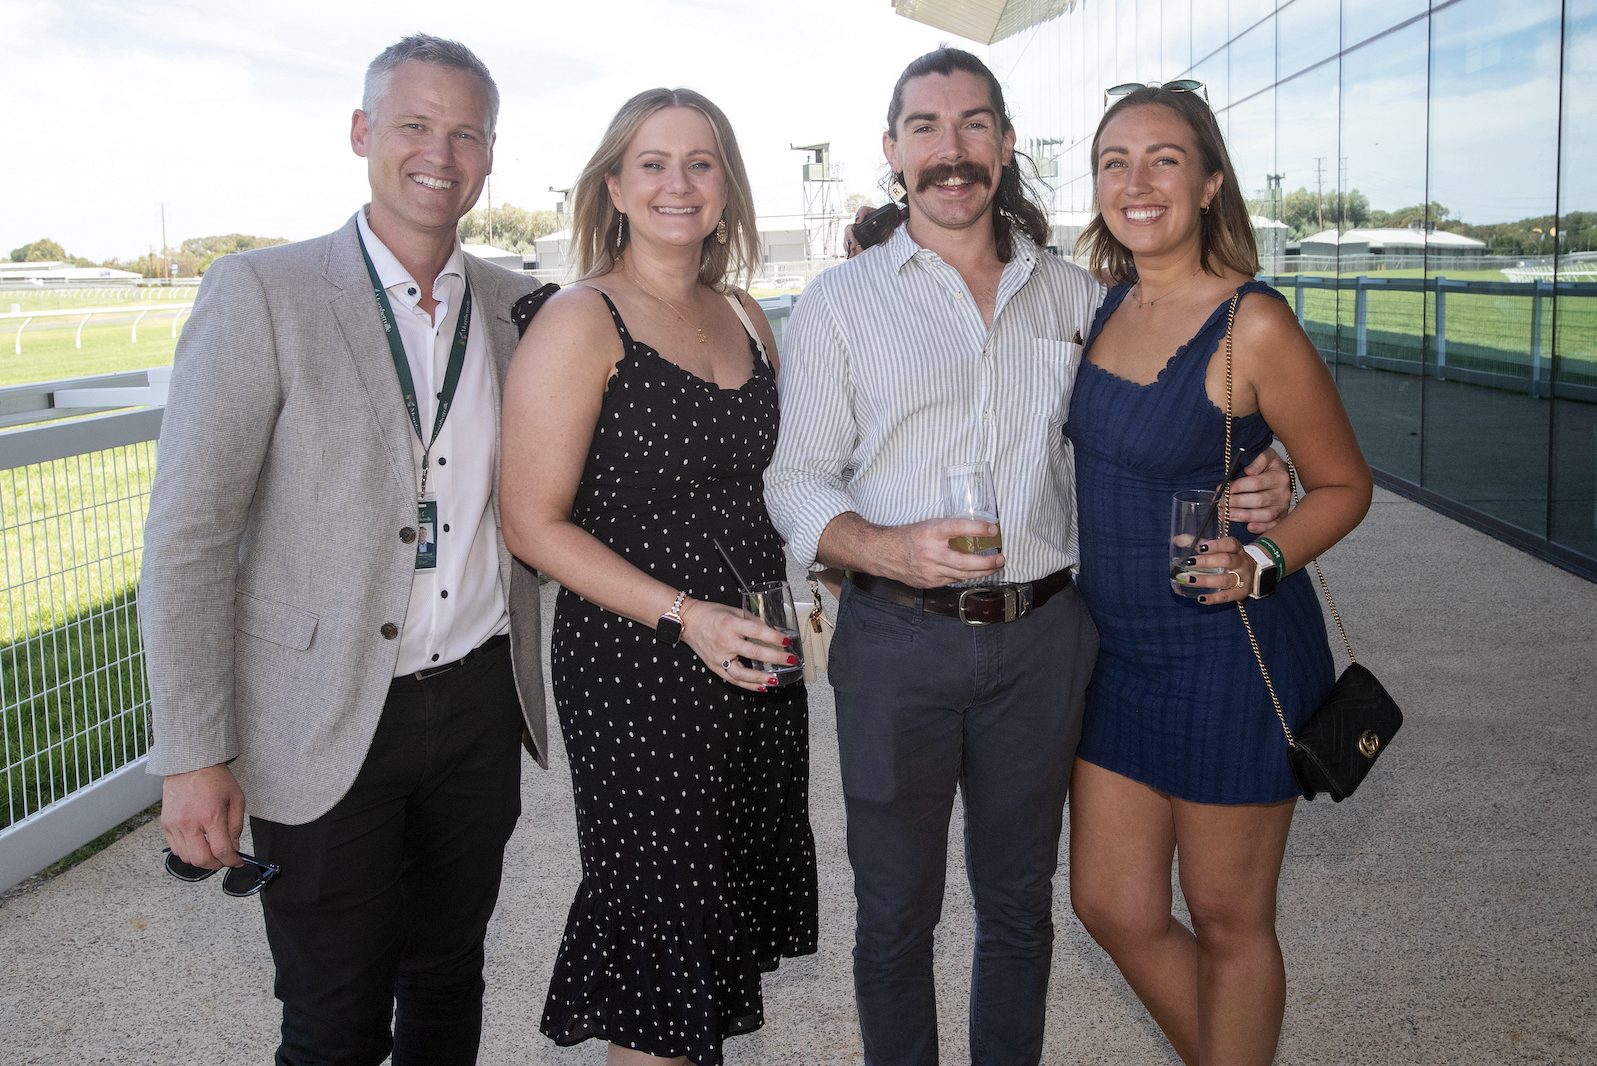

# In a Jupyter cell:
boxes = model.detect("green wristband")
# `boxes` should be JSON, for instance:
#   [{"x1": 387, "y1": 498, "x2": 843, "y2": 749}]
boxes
[{"x1": 1254, "y1": 536, "x2": 1287, "y2": 574}]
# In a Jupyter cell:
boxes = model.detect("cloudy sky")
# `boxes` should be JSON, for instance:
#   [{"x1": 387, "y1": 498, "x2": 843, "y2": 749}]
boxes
[{"x1": 1, "y1": 0, "x2": 959, "y2": 261}]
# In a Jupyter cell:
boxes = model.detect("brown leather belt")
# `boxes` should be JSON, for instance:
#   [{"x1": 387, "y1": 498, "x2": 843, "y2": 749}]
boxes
[{"x1": 848, "y1": 569, "x2": 1073, "y2": 627}]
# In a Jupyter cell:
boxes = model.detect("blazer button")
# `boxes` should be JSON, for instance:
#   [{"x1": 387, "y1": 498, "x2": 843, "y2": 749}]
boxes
[
  {"x1": 400, "y1": 526, "x2": 417, "y2": 544},
  {"x1": 380, "y1": 622, "x2": 399, "y2": 640}
]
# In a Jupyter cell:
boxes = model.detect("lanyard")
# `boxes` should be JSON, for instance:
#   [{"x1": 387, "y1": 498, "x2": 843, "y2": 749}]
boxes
[{"x1": 357, "y1": 229, "x2": 472, "y2": 499}]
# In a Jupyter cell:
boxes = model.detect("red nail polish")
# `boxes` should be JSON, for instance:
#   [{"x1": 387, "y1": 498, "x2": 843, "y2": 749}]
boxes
[
  {"x1": 786, "y1": 655, "x2": 797, "y2": 665},
  {"x1": 782, "y1": 637, "x2": 792, "y2": 648},
  {"x1": 767, "y1": 676, "x2": 778, "y2": 686},
  {"x1": 756, "y1": 685, "x2": 768, "y2": 693}
]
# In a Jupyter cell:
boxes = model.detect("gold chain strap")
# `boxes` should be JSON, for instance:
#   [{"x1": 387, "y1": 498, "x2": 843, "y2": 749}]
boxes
[
  {"x1": 1219, "y1": 290, "x2": 1357, "y2": 750},
  {"x1": 806, "y1": 569, "x2": 826, "y2": 633}
]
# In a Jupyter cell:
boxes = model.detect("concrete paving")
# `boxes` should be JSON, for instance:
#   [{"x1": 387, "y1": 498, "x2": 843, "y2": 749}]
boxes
[{"x1": 1, "y1": 488, "x2": 1594, "y2": 1064}]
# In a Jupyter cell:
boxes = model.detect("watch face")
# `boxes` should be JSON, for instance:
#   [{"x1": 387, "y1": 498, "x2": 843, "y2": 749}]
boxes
[
  {"x1": 655, "y1": 616, "x2": 683, "y2": 645},
  {"x1": 1256, "y1": 566, "x2": 1279, "y2": 597}
]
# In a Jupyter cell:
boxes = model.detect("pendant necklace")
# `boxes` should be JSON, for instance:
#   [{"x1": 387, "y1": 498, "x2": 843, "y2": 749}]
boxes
[
  {"x1": 1133, "y1": 267, "x2": 1203, "y2": 310},
  {"x1": 636, "y1": 282, "x2": 707, "y2": 344}
]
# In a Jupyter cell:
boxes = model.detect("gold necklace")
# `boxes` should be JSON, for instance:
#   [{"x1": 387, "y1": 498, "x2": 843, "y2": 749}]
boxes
[
  {"x1": 1133, "y1": 268, "x2": 1203, "y2": 309},
  {"x1": 636, "y1": 282, "x2": 707, "y2": 344}
]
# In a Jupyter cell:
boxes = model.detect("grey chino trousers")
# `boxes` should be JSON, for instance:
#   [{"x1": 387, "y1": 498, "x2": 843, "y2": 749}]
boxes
[{"x1": 830, "y1": 577, "x2": 1098, "y2": 1066}]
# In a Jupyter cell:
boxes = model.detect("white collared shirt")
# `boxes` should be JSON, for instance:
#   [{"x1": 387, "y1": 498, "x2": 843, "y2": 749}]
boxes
[
  {"x1": 356, "y1": 209, "x2": 508, "y2": 675},
  {"x1": 764, "y1": 224, "x2": 1104, "y2": 583}
]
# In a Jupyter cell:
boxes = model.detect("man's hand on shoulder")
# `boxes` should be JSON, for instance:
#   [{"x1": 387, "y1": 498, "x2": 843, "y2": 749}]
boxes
[
  {"x1": 161, "y1": 764, "x2": 247, "y2": 870},
  {"x1": 1229, "y1": 449, "x2": 1293, "y2": 533}
]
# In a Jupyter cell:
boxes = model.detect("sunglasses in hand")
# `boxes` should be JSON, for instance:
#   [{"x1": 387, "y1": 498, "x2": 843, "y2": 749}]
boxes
[{"x1": 162, "y1": 847, "x2": 281, "y2": 897}]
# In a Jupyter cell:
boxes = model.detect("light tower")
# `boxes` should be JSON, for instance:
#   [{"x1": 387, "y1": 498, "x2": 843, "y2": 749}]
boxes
[{"x1": 791, "y1": 142, "x2": 844, "y2": 260}]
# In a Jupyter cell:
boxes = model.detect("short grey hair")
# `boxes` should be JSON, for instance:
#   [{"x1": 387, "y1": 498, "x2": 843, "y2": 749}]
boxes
[{"x1": 362, "y1": 33, "x2": 500, "y2": 135}]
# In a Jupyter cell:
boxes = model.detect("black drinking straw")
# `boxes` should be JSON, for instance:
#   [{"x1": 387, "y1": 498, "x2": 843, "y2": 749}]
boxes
[{"x1": 712, "y1": 537, "x2": 753, "y2": 593}]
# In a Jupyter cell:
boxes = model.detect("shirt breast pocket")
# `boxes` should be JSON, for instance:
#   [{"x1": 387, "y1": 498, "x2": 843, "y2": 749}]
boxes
[{"x1": 1025, "y1": 338, "x2": 1082, "y2": 428}]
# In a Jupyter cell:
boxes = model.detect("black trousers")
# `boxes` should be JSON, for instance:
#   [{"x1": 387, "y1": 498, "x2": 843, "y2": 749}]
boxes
[{"x1": 250, "y1": 641, "x2": 523, "y2": 1066}]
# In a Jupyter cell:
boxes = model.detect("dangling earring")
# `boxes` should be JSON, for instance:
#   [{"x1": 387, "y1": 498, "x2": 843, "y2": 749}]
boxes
[
  {"x1": 615, "y1": 213, "x2": 626, "y2": 252},
  {"x1": 715, "y1": 217, "x2": 728, "y2": 246},
  {"x1": 1200, "y1": 202, "x2": 1210, "y2": 215}
]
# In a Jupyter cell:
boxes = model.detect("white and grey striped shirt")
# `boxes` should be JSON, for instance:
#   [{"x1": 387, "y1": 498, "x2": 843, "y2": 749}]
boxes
[{"x1": 765, "y1": 225, "x2": 1105, "y2": 583}]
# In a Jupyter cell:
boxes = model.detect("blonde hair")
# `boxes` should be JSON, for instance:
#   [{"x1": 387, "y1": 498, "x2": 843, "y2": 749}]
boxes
[
  {"x1": 570, "y1": 88, "x2": 760, "y2": 289},
  {"x1": 1076, "y1": 89, "x2": 1259, "y2": 285}
]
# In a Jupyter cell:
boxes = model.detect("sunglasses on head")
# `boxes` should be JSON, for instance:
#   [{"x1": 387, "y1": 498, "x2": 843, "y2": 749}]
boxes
[
  {"x1": 162, "y1": 847, "x2": 281, "y2": 897},
  {"x1": 1104, "y1": 79, "x2": 1209, "y2": 108}
]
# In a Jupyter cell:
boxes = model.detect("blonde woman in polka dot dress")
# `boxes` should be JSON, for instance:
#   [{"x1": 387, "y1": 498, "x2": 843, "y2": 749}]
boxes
[{"x1": 501, "y1": 88, "x2": 818, "y2": 1066}]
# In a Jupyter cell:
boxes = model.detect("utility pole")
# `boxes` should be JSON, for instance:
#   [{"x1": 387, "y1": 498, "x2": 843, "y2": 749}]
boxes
[
  {"x1": 1313, "y1": 157, "x2": 1326, "y2": 231},
  {"x1": 1266, "y1": 173, "x2": 1284, "y2": 221},
  {"x1": 161, "y1": 203, "x2": 170, "y2": 284},
  {"x1": 485, "y1": 177, "x2": 494, "y2": 244}
]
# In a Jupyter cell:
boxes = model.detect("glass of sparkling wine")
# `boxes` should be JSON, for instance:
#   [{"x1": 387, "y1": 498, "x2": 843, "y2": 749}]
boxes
[
  {"x1": 1170, "y1": 489, "x2": 1225, "y2": 598},
  {"x1": 944, "y1": 462, "x2": 1002, "y2": 557},
  {"x1": 741, "y1": 580, "x2": 805, "y2": 686}
]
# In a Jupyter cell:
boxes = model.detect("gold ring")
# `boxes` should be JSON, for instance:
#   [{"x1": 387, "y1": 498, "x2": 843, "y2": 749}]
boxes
[{"x1": 1229, "y1": 570, "x2": 1245, "y2": 590}]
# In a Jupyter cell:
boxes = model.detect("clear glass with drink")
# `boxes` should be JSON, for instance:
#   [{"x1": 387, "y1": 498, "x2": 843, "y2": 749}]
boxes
[
  {"x1": 741, "y1": 580, "x2": 805, "y2": 686},
  {"x1": 944, "y1": 461, "x2": 1002, "y2": 557},
  {"x1": 1170, "y1": 489, "x2": 1225, "y2": 598}
]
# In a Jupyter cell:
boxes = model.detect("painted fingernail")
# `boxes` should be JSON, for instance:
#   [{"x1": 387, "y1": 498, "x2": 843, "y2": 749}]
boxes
[
  {"x1": 1197, "y1": 544, "x2": 1210, "y2": 554},
  {"x1": 786, "y1": 655, "x2": 797, "y2": 665},
  {"x1": 1184, "y1": 574, "x2": 1197, "y2": 583},
  {"x1": 782, "y1": 637, "x2": 792, "y2": 647},
  {"x1": 756, "y1": 685, "x2": 768, "y2": 693},
  {"x1": 767, "y1": 676, "x2": 779, "y2": 686},
  {"x1": 1197, "y1": 596, "x2": 1208, "y2": 603},
  {"x1": 1184, "y1": 556, "x2": 1197, "y2": 567}
]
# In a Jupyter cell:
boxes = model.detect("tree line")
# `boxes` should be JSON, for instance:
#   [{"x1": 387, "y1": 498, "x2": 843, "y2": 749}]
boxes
[{"x1": 1244, "y1": 187, "x2": 1594, "y2": 254}]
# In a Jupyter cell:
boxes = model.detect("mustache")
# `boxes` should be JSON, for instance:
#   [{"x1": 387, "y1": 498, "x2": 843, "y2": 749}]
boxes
[{"x1": 915, "y1": 161, "x2": 991, "y2": 193}]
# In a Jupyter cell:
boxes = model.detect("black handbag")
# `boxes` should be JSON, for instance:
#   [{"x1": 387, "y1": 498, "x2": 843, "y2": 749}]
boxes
[{"x1": 1217, "y1": 294, "x2": 1404, "y2": 803}]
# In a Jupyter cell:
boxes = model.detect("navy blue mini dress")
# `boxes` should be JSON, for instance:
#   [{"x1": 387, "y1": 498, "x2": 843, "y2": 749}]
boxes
[{"x1": 1066, "y1": 281, "x2": 1333, "y2": 804}]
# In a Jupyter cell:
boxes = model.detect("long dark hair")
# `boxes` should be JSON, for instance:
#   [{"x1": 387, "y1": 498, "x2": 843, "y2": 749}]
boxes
[
  {"x1": 884, "y1": 48, "x2": 1049, "y2": 262},
  {"x1": 1076, "y1": 86, "x2": 1259, "y2": 284}
]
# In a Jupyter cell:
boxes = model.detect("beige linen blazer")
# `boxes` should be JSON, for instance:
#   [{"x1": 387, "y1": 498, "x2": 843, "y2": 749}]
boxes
[{"x1": 141, "y1": 214, "x2": 547, "y2": 825}]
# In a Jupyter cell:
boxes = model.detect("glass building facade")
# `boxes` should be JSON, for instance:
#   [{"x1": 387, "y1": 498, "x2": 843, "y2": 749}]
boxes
[{"x1": 980, "y1": 0, "x2": 1596, "y2": 580}]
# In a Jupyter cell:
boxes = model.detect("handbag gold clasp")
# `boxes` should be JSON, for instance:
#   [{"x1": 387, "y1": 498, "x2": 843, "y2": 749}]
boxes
[{"x1": 1358, "y1": 731, "x2": 1381, "y2": 758}]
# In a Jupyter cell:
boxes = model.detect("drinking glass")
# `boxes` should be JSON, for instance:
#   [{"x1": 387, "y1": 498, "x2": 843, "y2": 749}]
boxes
[
  {"x1": 741, "y1": 580, "x2": 804, "y2": 686},
  {"x1": 944, "y1": 462, "x2": 1002, "y2": 556},
  {"x1": 1170, "y1": 489, "x2": 1225, "y2": 598}
]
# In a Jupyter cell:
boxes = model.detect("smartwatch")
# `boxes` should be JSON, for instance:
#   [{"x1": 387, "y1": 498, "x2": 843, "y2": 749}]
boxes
[
  {"x1": 655, "y1": 591, "x2": 688, "y2": 645},
  {"x1": 1242, "y1": 544, "x2": 1278, "y2": 599}
]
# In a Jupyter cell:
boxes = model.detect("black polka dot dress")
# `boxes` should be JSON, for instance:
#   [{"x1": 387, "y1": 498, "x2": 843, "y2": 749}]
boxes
[{"x1": 517, "y1": 288, "x2": 818, "y2": 1065}]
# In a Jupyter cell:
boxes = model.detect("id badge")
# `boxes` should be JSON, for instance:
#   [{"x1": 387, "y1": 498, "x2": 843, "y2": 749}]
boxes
[{"x1": 415, "y1": 496, "x2": 439, "y2": 571}]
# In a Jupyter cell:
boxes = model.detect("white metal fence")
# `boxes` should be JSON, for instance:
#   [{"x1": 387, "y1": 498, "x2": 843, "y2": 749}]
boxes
[{"x1": 0, "y1": 387, "x2": 164, "y2": 893}]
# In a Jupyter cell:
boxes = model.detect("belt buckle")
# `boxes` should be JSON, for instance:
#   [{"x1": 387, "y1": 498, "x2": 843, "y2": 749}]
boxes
[{"x1": 957, "y1": 586, "x2": 1020, "y2": 627}]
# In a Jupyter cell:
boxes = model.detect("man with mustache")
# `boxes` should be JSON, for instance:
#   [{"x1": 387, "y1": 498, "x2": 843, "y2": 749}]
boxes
[{"x1": 765, "y1": 49, "x2": 1285, "y2": 1065}]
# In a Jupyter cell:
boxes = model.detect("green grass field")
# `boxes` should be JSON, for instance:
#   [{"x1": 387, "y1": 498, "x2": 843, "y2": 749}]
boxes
[
  {"x1": 2, "y1": 424, "x2": 155, "y2": 831},
  {"x1": 0, "y1": 286, "x2": 192, "y2": 388}
]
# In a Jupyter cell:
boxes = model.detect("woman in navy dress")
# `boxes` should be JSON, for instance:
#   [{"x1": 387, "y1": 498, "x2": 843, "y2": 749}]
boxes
[{"x1": 1064, "y1": 85, "x2": 1372, "y2": 1064}]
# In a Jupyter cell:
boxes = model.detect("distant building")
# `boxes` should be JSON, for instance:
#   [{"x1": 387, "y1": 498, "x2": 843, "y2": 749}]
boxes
[
  {"x1": 1298, "y1": 227, "x2": 1485, "y2": 261},
  {"x1": 0, "y1": 261, "x2": 142, "y2": 284},
  {"x1": 460, "y1": 243, "x2": 524, "y2": 271}
]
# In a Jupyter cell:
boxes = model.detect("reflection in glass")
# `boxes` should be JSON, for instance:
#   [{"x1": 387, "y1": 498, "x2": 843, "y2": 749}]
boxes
[
  {"x1": 1423, "y1": 0, "x2": 1560, "y2": 536},
  {"x1": 1277, "y1": 0, "x2": 1339, "y2": 80},
  {"x1": 1229, "y1": 16, "x2": 1276, "y2": 104},
  {"x1": 1336, "y1": 20, "x2": 1428, "y2": 483},
  {"x1": 1161, "y1": 0, "x2": 1192, "y2": 75},
  {"x1": 1551, "y1": 0, "x2": 1597, "y2": 557},
  {"x1": 985, "y1": 0, "x2": 1597, "y2": 578},
  {"x1": 1342, "y1": 0, "x2": 1427, "y2": 48}
]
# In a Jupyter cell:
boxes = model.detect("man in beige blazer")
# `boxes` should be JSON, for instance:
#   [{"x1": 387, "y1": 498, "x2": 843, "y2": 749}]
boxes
[{"x1": 141, "y1": 34, "x2": 545, "y2": 1066}]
